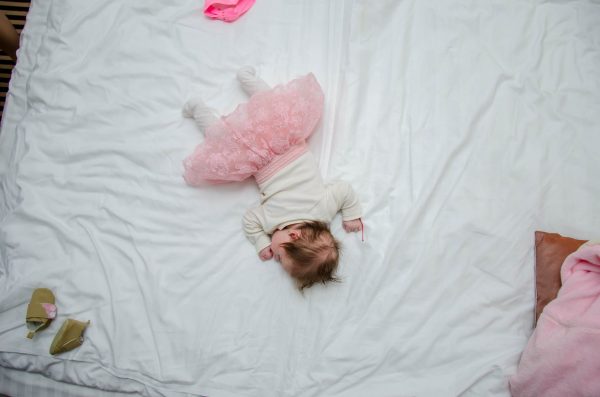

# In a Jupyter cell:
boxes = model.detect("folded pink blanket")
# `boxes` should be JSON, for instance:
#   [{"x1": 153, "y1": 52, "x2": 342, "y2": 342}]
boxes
[{"x1": 510, "y1": 243, "x2": 600, "y2": 397}]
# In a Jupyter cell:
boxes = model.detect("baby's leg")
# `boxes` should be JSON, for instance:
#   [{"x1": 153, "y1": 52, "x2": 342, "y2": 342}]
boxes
[
  {"x1": 237, "y1": 66, "x2": 271, "y2": 96},
  {"x1": 183, "y1": 98, "x2": 219, "y2": 133}
]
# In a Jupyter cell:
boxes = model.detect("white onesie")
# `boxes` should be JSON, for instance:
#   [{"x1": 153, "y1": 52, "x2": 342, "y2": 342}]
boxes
[{"x1": 242, "y1": 151, "x2": 362, "y2": 252}]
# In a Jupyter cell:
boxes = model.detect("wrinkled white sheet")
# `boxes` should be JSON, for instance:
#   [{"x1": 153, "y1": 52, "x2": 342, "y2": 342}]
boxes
[{"x1": 1, "y1": 0, "x2": 599, "y2": 396}]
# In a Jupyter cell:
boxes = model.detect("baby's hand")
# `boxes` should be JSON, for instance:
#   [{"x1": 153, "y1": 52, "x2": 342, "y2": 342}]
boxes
[
  {"x1": 259, "y1": 247, "x2": 273, "y2": 261},
  {"x1": 343, "y1": 218, "x2": 362, "y2": 233}
]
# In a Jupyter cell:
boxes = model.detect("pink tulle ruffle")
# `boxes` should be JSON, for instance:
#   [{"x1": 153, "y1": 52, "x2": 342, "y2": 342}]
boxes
[{"x1": 184, "y1": 73, "x2": 324, "y2": 185}]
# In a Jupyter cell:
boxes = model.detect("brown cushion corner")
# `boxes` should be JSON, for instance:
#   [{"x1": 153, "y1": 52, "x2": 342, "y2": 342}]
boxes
[{"x1": 534, "y1": 231, "x2": 587, "y2": 321}]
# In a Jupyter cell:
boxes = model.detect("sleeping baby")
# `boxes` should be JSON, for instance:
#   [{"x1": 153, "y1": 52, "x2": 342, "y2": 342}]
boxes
[{"x1": 183, "y1": 67, "x2": 362, "y2": 290}]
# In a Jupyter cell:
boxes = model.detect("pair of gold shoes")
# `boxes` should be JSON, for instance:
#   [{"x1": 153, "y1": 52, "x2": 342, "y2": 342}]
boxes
[{"x1": 26, "y1": 288, "x2": 90, "y2": 355}]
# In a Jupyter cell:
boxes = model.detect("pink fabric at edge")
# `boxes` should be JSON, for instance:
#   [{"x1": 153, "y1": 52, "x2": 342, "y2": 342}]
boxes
[
  {"x1": 509, "y1": 243, "x2": 600, "y2": 397},
  {"x1": 204, "y1": 0, "x2": 256, "y2": 22}
]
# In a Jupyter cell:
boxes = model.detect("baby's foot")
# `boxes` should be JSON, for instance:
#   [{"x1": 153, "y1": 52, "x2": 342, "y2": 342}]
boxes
[
  {"x1": 237, "y1": 66, "x2": 270, "y2": 96},
  {"x1": 182, "y1": 97, "x2": 208, "y2": 118},
  {"x1": 236, "y1": 66, "x2": 258, "y2": 83}
]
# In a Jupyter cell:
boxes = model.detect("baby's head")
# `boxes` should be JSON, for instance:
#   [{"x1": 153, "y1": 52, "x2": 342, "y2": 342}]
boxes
[{"x1": 271, "y1": 221, "x2": 340, "y2": 290}]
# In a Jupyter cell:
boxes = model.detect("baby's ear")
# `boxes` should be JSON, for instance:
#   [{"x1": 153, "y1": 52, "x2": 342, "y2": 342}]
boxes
[{"x1": 289, "y1": 230, "x2": 301, "y2": 240}]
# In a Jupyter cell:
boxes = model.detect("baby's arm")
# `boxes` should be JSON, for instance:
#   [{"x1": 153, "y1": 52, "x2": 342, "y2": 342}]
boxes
[
  {"x1": 242, "y1": 207, "x2": 273, "y2": 260},
  {"x1": 328, "y1": 181, "x2": 363, "y2": 233}
]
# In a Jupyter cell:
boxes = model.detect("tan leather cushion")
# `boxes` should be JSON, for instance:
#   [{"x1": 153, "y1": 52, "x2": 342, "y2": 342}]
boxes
[{"x1": 535, "y1": 231, "x2": 587, "y2": 321}]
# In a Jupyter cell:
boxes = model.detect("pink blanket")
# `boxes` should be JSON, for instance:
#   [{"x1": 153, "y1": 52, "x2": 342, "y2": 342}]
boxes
[{"x1": 510, "y1": 243, "x2": 600, "y2": 397}]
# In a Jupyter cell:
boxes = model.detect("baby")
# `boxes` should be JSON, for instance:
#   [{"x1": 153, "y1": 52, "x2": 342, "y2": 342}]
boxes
[{"x1": 183, "y1": 67, "x2": 363, "y2": 289}]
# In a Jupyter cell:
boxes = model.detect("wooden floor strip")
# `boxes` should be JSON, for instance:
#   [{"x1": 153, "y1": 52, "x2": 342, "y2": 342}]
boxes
[{"x1": 0, "y1": 2, "x2": 30, "y2": 7}]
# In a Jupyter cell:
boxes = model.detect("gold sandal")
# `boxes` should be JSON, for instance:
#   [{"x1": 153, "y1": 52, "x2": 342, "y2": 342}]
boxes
[
  {"x1": 49, "y1": 319, "x2": 90, "y2": 355},
  {"x1": 26, "y1": 288, "x2": 57, "y2": 339}
]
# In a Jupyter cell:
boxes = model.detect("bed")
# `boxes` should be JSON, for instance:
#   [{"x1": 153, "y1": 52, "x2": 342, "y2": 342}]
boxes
[{"x1": 1, "y1": 0, "x2": 599, "y2": 396}]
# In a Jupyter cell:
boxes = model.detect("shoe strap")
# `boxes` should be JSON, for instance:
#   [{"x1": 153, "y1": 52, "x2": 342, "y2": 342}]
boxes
[{"x1": 26, "y1": 322, "x2": 45, "y2": 339}]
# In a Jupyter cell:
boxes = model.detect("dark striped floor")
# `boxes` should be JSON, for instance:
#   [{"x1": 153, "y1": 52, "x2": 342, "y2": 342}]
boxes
[{"x1": 0, "y1": 1, "x2": 30, "y2": 120}]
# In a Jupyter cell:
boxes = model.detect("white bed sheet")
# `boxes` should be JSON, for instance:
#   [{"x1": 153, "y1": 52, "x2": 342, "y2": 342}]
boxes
[{"x1": 1, "y1": 0, "x2": 599, "y2": 396}]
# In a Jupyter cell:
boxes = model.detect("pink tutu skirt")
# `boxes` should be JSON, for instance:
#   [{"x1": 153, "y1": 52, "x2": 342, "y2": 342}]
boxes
[{"x1": 183, "y1": 73, "x2": 324, "y2": 185}]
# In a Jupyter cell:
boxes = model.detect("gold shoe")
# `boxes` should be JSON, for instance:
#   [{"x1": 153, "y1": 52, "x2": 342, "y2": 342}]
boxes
[
  {"x1": 49, "y1": 319, "x2": 90, "y2": 355},
  {"x1": 26, "y1": 288, "x2": 57, "y2": 339}
]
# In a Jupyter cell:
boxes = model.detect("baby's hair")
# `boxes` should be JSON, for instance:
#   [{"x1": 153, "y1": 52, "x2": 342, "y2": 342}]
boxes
[{"x1": 281, "y1": 221, "x2": 341, "y2": 291}]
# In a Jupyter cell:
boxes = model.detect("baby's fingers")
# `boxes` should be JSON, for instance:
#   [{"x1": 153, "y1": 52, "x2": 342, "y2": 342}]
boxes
[
  {"x1": 343, "y1": 223, "x2": 359, "y2": 233},
  {"x1": 259, "y1": 247, "x2": 273, "y2": 261}
]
